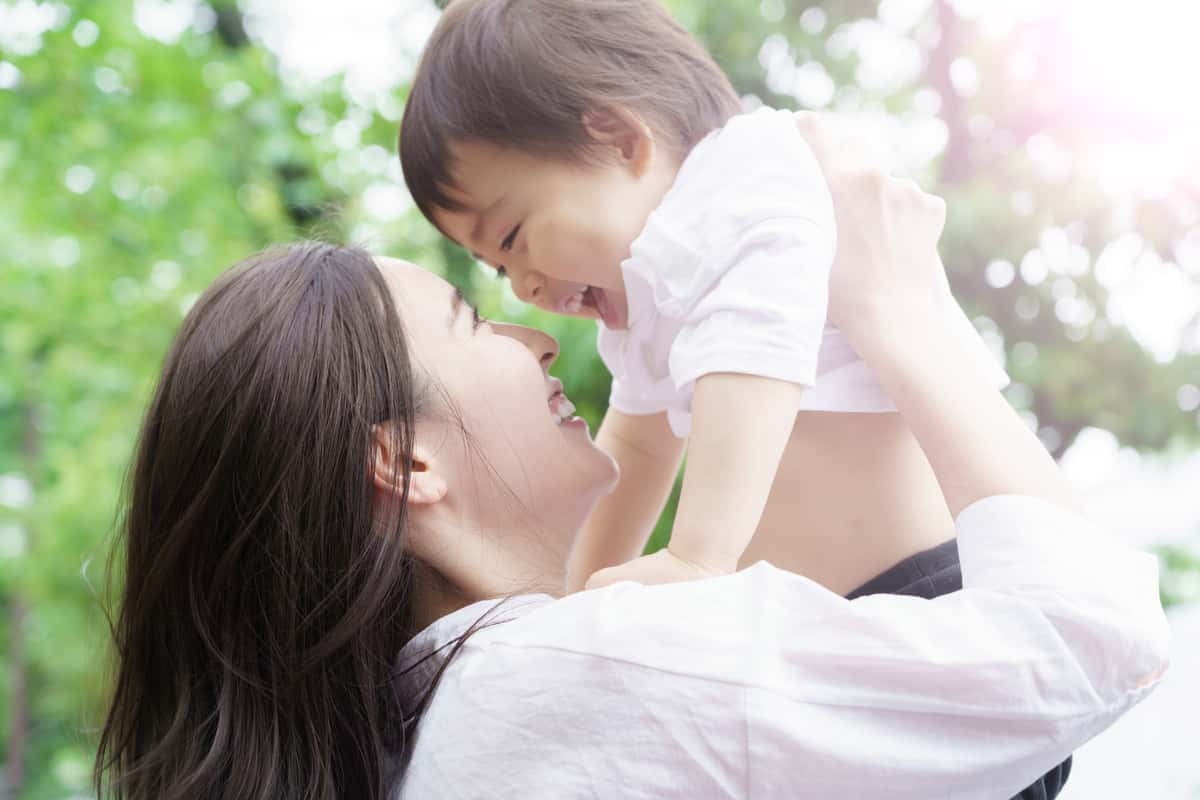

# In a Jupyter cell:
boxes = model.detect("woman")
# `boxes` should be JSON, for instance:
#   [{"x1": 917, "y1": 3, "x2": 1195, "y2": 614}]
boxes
[{"x1": 94, "y1": 119, "x2": 1168, "y2": 799}]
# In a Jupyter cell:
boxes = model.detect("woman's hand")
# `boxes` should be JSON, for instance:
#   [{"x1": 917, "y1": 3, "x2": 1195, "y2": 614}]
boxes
[
  {"x1": 794, "y1": 111, "x2": 1077, "y2": 516},
  {"x1": 792, "y1": 111, "x2": 949, "y2": 346}
]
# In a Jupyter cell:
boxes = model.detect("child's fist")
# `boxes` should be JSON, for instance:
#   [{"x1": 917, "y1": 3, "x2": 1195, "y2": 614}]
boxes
[{"x1": 584, "y1": 547, "x2": 733, "y2": 591}]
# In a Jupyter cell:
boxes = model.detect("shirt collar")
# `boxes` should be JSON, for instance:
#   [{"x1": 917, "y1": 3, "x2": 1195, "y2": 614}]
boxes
[{"x1": 393, "y1": 594, "x2": 552, "y2": 719}]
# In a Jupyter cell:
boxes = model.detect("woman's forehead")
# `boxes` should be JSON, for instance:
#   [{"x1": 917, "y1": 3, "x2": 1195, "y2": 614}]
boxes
[
  {"x1": 374, "y1": 256, "x2": 450, "y2": 298},
  {"x1": 372, "y1": 256, "x2": 459, "y2": 335}
]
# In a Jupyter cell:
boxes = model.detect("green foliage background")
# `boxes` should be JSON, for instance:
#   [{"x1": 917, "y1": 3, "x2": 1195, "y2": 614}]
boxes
[{"x1": 1, "y1": 0, "x2": 1197, "y2": 796}]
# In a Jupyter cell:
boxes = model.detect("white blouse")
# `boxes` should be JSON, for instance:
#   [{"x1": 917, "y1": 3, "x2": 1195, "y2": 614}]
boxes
[
  {"x1": 393, "y1": 495, "x2": 1170, "y2": 799},
  {"x1": 597, "y1": 106, "x2": 1009, "y2": 437}
]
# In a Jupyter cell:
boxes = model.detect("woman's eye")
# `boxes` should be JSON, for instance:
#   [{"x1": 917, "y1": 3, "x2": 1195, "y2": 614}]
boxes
[
  {"x1": 496, "y1": 266, "x2": 507, "y2": 280},
  {"x1": 500, "y1": 224, "x2": 520, "y2": 252}
]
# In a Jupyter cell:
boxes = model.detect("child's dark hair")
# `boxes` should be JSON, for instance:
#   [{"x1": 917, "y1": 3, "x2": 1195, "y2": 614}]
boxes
[{"x1": 399, "y1": 0, "x2": 742, "y2": 227}]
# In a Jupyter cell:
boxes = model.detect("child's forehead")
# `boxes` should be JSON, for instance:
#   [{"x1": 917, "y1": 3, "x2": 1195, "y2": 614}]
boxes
[
  {"x1": 447, "y1": 138, "x2": 550, "y2": 184},
  {"x1": 439, "y1": 142, "x2": 543, "y2": 213},
  {"x1": 428, "y1": 186, "x2": 500, "y2": 255}
]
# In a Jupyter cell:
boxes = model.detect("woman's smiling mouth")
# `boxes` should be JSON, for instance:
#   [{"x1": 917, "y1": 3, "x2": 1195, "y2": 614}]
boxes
[
  {"x1": 546, "y1": 380, "x2": 590, "y2": 433},
  {"x1": 546, "y1": 379, "x2": 578, "y2": 425}
]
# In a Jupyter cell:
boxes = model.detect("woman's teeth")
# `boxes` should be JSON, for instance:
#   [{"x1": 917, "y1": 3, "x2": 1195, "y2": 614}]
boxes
[{"x1": 549, "y1": 393, "x2": 576, "y2": 424}]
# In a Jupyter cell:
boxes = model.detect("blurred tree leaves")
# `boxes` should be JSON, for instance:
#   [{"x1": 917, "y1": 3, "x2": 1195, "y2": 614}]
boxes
[{"x1": 0, "y1": 2, "x2": 348, "y2": 795}]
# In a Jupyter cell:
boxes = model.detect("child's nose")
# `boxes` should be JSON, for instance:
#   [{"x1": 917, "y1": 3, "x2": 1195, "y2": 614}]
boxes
[{"x1": 513, "y1": 271, "x2": 545, "y2": 305}]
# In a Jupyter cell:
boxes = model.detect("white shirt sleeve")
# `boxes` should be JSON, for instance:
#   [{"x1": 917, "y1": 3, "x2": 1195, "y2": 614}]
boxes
[
  {"x1": 668, "y1": 213, "x2": 834, "y2": 393},
  {"x1": 404, "y1": 496, "x2": 1169, "y2": 799},
  {"x1": 596, "y1": 323, "x2": 677, "y2": 417},
  {"x1": 634, "y1": 107, "x2": 838, "y2": 395}
]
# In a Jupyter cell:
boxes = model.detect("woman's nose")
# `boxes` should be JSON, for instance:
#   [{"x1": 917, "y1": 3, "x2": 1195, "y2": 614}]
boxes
[{"x1": 495, "y1": 322, "x2": 559, "y2": 373}]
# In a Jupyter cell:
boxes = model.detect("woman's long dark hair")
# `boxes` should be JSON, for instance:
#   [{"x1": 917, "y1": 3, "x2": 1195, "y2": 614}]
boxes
[{"x1": 94, "y1": 242, "x2": 429, "y2": 799}]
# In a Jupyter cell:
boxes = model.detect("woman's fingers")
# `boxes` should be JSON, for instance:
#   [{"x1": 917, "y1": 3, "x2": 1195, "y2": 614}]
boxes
[
  {"x1": 794, "y1": 110, "x2": 954, "y2": 340},
  {"x1": 794, "y1": 111, "x2": 889, "y2": 175}
]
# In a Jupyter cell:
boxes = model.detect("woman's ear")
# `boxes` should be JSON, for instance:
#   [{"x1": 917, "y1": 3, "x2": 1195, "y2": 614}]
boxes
[
  {"x1": 582, "y1": 106, "x2": 656, "y2": 177},
  {"x1": 370, "y1": 423, "x2": 447, "y2": 505}
]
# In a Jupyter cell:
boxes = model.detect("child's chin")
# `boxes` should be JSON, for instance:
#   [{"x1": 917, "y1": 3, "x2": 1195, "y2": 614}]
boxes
[{"x1": 591, "y1": 287, "x2": 628, "y2": 329}]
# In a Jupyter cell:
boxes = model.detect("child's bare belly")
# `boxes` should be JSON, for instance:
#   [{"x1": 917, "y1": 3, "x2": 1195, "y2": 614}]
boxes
[{"x1": 739, "y1": 411, "x2": 955, "y2": 596}]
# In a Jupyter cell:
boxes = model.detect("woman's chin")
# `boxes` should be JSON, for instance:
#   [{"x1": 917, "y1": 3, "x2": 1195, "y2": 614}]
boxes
[
  {"x1": 596, "y1": 450, "x2": 620, "y2": 494},
  {"x1": 569, "y1": 431, "x2": 619, "y2": 493}
]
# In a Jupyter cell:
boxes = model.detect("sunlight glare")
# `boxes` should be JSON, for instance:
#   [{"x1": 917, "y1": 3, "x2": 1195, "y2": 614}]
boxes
[{"x1": 1059, "y1": 0, "x2": 1200, "y2": 130}]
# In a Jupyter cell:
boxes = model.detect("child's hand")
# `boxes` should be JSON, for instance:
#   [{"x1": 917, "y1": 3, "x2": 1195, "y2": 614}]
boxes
[{"x1": 584, "y1": 547, "x2": 734, "y2": 591}]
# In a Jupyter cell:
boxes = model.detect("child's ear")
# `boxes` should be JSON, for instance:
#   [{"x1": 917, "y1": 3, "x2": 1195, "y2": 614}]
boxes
[
  {"x1": 370, "y1": 423, "x2": 447, "y2": 505},
  {"x1": 582, "y1": 106, "x2": 656, "y2": 177}
]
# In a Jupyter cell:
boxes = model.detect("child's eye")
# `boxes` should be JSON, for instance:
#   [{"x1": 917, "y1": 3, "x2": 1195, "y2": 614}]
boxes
[
  {"x1": 496, "y1": 265, "x2": 507, "y2": 280},
  {"x1": 500, "y1": 224, "x2": 521, "y2": 252}
]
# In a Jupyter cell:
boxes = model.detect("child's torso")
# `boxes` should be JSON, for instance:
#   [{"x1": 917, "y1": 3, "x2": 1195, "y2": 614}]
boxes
[{"x1": 742, "y1": 410, "x2": 956, "y2": 595}]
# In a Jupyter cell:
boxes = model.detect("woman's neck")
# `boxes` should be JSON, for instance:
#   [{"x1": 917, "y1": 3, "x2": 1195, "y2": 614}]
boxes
[
  {"x1": 404, "y1": 514, "x2": 571, "y2": 634},
  {"x1": 408, "y1": 562, "x2": 477, "y2": 634}
]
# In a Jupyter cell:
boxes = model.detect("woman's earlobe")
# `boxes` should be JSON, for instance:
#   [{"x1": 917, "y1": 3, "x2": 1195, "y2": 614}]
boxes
[
  {"x1": 370, "y1": 424, "x2": 448, "y2": 505},
  {"x1": 405, "y1": 463, "x2": 448, "y2": 505}
]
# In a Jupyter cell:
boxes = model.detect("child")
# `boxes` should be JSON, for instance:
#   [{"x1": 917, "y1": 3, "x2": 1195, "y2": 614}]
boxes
[{"x1": 398, "y1": 0, "x2": 1008, "y2": 592}]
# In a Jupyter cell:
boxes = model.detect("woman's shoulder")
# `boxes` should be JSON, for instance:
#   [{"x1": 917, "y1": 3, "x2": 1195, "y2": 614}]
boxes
[
  {"x1": 445, "y1": 563, "x2": 839, "y2": 682},
  {"x1": 398, "y1": 582, "x2": 759, "y2": 798},
  {"x1": 397, "y1": 569, "x2": 818, "y2": 797}
]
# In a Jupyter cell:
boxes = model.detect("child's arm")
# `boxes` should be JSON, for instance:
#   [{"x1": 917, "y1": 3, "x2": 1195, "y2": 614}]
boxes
[
  {"x1": 582, "y1": 111, "x2": 834, "y2": 590},
  {"x1": 565, "y1": 408, "x2": 685, "y2": 593},
  {"x1": 585, "y1": 372, "x2": 802, "y2": 589}
]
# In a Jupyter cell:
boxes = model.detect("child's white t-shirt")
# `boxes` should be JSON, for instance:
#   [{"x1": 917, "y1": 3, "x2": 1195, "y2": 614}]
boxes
[{"x1": 597, "y1": 105, "x2": 1009, "y2": 438}]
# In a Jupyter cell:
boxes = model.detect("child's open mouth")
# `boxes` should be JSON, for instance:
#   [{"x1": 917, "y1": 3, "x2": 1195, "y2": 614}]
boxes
[{"x1": 562, "y1": 286, "x2": 626, "y2": 329}]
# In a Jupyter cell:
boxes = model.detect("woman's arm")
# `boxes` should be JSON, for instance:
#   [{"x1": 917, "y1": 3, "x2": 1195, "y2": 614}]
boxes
[
  {"x1": 509, "y1": 507, "x2": 1166, "y2": 798},
  {"x1": 796, "y1": 112, "x2": 1075, "y2": 516}
]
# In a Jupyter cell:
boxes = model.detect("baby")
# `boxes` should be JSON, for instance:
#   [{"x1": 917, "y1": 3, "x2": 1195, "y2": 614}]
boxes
[{"x1": 398, "y1": 0, "x2": 1007, "y2": 591}]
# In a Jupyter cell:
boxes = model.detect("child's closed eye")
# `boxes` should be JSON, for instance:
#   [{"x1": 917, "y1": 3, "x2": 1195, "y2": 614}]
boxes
[
  {"x1": 500, "y1": 224, "x2": 520, "y2": 252},
  {"x1": 495, "y1": 224, "x2": 520, "y2": 280}
]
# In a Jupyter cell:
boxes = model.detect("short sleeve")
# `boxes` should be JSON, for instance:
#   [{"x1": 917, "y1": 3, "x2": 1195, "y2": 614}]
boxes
[
  {"x1": 596, "y1": 320, "x2": 676, "y2": 417},
  {"x1": 668, "y1": 214, "x2": 835, "y2": 394},
  {"x1": 623, "y1": 107, "x2": 839, "y2": 397},
  {"x1": 607, "y1": 372, "x2": 673, "y2": 416}
]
